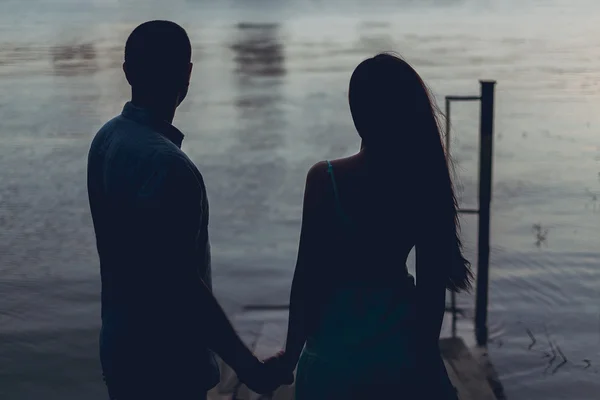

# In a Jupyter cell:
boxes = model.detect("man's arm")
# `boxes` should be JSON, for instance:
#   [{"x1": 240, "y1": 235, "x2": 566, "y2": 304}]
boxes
[{"x1": 139, "y1": 157, "x2": 266, "y2": 386}]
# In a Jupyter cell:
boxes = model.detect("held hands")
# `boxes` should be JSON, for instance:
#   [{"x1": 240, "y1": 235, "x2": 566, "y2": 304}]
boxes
[
  {"x1": 236, "y1": 350, "x2": 294, "y2": 395},
  {"x1": 263, "y1": 350, "x2": 294, "y2": 387}
]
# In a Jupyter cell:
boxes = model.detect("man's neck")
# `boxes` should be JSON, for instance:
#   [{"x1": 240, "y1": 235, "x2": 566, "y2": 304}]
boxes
[{"x1": 131, "y1": 95, "x2": 177, "y2": 124}]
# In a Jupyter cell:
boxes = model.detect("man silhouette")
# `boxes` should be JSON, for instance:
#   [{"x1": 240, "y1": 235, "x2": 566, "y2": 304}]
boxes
[{"x1": 87, "y1": 20, "x2": 290, "y2": 399}]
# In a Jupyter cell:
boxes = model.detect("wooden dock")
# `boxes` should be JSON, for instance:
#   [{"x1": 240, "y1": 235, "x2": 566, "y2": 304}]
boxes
[{"x1": 207, "y1": 309, "x2": 499, "y2": 400}]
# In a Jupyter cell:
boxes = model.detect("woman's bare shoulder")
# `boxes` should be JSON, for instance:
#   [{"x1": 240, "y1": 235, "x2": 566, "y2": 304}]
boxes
[
  {"x1": 307, "y1": 160, "x2": 329, "y2": 175},
  {"x1": 299, "y1": 161, "x2": 330, "y2": 211},
  {"x1": 307, "y1": 154, "x2": 363, "y2": 183},
  {"x1": 323, "y1": 154, "x2": 361, "y2": 167},
  {"x1": 305, "y1": 161, "x2": 330, "y2": 190}
]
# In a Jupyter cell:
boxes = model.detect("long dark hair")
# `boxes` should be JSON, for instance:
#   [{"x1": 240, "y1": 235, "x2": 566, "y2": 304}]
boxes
[{"x1": 348, "y1": 52, "x2": 472, "y2": 292}]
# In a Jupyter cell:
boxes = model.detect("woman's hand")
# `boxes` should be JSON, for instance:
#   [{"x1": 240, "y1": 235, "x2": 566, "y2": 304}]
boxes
[{"x1": 263, "y1": 350, "x2": 295, "y2": 386}]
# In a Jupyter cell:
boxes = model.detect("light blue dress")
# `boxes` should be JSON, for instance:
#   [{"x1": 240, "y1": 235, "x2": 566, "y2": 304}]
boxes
[{"x1": 294, "y1": 161, "x2": 457, "y2": 399}]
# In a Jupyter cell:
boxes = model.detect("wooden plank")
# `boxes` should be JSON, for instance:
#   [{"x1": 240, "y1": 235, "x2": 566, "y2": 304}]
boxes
[
  {"x1": 444, "y1": 359, "x2": 470, "y2": 398},
  {"x1": 440, "y1": 337, "x2": 497, "y2": 400},
  {"x1": 470, "y1": 346, "x2": 508, "y2": 400}
]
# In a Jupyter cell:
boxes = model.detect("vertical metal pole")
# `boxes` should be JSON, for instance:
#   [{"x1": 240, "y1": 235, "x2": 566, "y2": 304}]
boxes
[
  {"x1": 475, "y1": 81, "x2": 496, "y2": 346},
  {"x1": 451, "y1": 288, "x2": 457, "y2": 338},
  {"x1": 445, "y1": 97, "x2": 457, "y2": 338},
  {"x1": 445, "y1": 98, "x2": 451, "y2": 151}
]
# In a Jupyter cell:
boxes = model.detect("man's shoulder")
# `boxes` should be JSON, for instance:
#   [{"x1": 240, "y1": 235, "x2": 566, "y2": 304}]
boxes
[
  {"x1": 92, "y1": 114, "x2": 180, "y2": 158},
  {"x1": 90, "y1": 114, "x2": 130, "y2": 150},
  {"x1": 95, "y1": 114, "x2": 129, "y2": 137},
  {"x1": 90, "y1": 113, "x2": 202, "y2": 180}
]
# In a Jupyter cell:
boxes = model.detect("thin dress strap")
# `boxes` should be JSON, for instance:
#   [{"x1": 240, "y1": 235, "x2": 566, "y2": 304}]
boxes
[{"x1": 326, "y1": 161, "x2": 352, "y2": 225}]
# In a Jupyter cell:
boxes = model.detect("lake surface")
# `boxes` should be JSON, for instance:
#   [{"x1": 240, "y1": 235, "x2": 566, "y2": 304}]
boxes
[{"x1": 1, "y1": 0, "x2": 600, "y2": 398}]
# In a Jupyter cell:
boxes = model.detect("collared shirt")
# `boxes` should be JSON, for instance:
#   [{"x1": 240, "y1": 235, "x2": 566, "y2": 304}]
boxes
[{"x1": 87, "y1": 102, "x2": 219, "y2": 389}]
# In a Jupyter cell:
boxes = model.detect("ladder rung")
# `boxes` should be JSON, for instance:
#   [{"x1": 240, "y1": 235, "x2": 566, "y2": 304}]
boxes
[
  {"x1": 243, "y1": 304, "x2": 289, "y2": 311},
  {"x1": 446, "y1": 95, "x2": 481, "y2": 101},
  {"x1": 445, "y1": 305, "x2": 466, "y2": 315}
]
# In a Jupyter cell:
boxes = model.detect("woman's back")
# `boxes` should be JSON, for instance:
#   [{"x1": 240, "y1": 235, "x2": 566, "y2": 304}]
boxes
[
  {"x1": 305, "y1": 155, "x2": 418, "y2": 363},
  {"x1": 314, "y1": 154, "x2": 415, "y2": 280}
]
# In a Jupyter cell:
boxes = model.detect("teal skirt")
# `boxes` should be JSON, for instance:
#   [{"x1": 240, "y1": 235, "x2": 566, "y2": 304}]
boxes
[
  {"x1": 296, "y1": 348, "x2": 458, "y2": 400},
  {"x1": 294, "y1": 288, "x2": 457, "y2": 399}
]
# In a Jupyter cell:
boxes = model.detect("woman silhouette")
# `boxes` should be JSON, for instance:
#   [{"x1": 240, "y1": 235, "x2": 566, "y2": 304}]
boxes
[{"x1": 274, "y1": 53, "x2": 472, "y2": 399}]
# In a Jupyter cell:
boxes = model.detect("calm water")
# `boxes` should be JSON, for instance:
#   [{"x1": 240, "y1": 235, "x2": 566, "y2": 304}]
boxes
[{"x1": 1, "y1": 0, "x2": 600, "y2": 399}]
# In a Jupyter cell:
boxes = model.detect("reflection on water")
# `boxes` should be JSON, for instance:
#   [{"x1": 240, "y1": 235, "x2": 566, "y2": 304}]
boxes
[
  {"x1": 232, "y1": 23, "x2": 286, "y2": 78},
  {"x1": 0, "y1": 42, "x2": 100, "y2": 76},
  {"x1": 0, "y1": 44, "x2": 44, "y2": 66},
  {"x1": 51, "y1": 43, "x2": 98, "y2": 76},
  {"x1": 231, "y1": 22, "x2": 286, "y2": 147},
  {"x1": 224, "y1": 22, "x2": 288, "y2": 225},
  {"x1": 355, "y1": 21, "x2": 396, "y2": 54}
]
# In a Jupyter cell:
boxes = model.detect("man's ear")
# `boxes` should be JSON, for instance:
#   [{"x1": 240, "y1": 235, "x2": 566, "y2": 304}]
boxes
[
  {"x1": 123, "y1": 62, "x2": 133, "y2": 86},
  {"x1": 187, "y1": 62, "x2": 193, "y2": 84}
]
